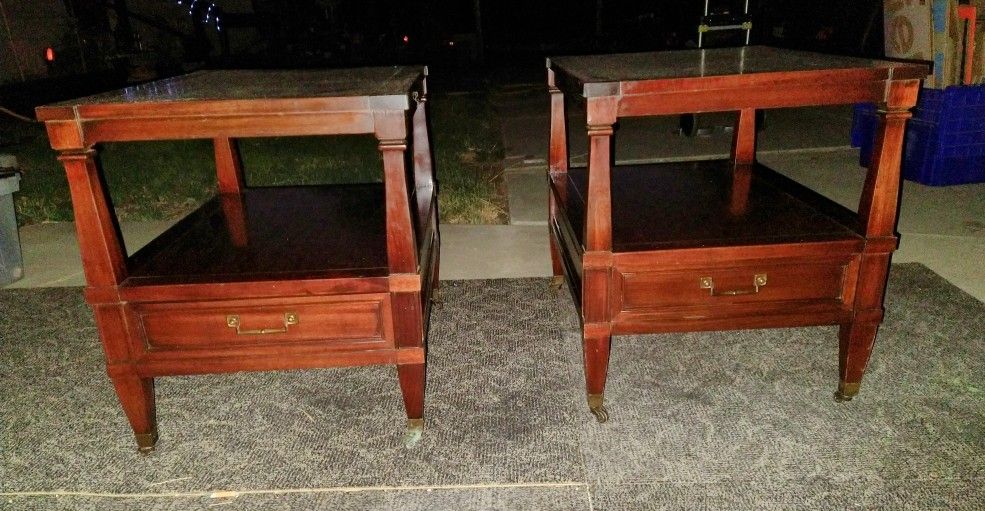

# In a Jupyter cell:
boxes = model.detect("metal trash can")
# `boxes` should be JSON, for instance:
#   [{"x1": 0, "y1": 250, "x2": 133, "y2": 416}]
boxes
[{"x1": 0, "y1": 165, "x2": 23, "y2": 286}]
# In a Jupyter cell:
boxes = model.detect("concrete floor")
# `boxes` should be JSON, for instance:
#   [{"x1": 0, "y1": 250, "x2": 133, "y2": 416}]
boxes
[{"x1": 3, "y1": 92, "x2": 983, "y2": 302}]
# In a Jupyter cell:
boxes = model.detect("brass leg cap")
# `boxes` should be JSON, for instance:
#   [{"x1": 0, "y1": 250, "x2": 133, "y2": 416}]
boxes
[
  {"x1": 403, "y1": 418, "x2": 424, "y2": 449},
  {"x1": 134, "y1": 430, "x2": 159, "y2": 455},
  {"x1": 430, "y1": 288, "x2": 444, "y2": 309},
  {"x1": 587, "y1": 393, "x2": 608, "y2": 423},
  {"x1": 834, "y1": 381, "x2": 861, "y2": 403},
  {"x1": 550, "y1": 275, "x2": 565, "y2": 291}
]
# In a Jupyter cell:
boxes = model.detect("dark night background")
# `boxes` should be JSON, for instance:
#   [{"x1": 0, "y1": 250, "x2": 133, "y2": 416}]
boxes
[{"x1": 1, "y1": 0, "x2": 886, "y2": 111}]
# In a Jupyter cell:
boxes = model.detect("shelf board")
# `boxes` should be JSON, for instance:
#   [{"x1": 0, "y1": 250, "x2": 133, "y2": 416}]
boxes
[
  {"x1": 125, "y1": 185, "x2": 389, "y2": 286},
  {"x1": 551, "y1": 160, "x2": 862, "y2": 253}
]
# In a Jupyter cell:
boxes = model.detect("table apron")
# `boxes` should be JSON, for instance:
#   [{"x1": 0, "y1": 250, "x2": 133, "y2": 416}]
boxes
[
  {"x1": 617, "y1": 81, "x2": 887, "y2": 117},
  {"x1": 76, "y1": 111, "x2": 378, "y2": 145}
]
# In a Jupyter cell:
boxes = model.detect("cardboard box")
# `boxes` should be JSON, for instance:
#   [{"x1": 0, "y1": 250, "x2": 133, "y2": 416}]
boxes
[
  {"x1": 885, "y1": 0, "x2": 934, "y2": 60},
  {"x1": 884, "y1": 0, "x2": 936, "y2": 84},
  {"x1": 930, "y1": 0, "x2": 961, "y2": 88},
  {"x1": 970, "y1": 3, "x2": 985, "y2": 84},
  {"x1": 975, "y1": 23, "x2": 985, "y2": 84}
]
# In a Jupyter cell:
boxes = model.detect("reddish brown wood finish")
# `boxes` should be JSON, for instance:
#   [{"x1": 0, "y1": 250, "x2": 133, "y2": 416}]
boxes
[
  {"x1": 213, "y1": 137, "x2": 245, "y2": 194},
  {"x1": 547, "y1": 47, "x2": 926, "y2": 419},
  {"x1": 548, "y1": 68, "x2": 569, "y2": 279},
  {"x1": 36, "y1": 67, "x2": 437, "y2": 451}
]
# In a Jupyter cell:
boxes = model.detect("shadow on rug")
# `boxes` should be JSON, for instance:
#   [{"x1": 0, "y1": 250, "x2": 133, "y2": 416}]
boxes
[{"x1": 0, "y1": 263, "x2": 982, "y2": 510}]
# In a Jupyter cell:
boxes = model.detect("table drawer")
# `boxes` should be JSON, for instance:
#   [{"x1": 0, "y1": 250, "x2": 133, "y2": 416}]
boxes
[
  {"x1": 135, "y1": 295, "x2": 391, "y2": 350},
  {"x1": 616, "y1": 260, "x2": 850, "y2": 310}
]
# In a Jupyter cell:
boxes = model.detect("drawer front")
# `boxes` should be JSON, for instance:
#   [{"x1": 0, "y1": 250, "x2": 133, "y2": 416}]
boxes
[
  {"x1": 136, "y1": 295, "x2": 390, "y2": 350},
  {"x1": 617, "y1": 261, "x2": 849, "y2": 310}
]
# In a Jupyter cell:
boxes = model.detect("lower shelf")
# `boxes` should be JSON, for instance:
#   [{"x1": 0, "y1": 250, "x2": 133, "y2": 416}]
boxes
[
  {"x1": 125, "y1": 185, "x2": 389, "y2": 286},
  {"x1": 551, "y1": 160, "x2": 861, "y2": 252}
]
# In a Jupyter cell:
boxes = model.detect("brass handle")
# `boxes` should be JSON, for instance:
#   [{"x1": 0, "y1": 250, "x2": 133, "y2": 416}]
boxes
[
  {"x1": 226, "y1": 312, "x2": 298, "y2": 335},
  {"x1": 699, "y1": 274, "x2": 767, "y2": 296}
]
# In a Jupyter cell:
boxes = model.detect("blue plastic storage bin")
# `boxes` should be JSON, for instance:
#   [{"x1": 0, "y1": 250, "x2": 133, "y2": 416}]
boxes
[{"x1": 850, "y1": 85, "x2": 985, "y2": 186}]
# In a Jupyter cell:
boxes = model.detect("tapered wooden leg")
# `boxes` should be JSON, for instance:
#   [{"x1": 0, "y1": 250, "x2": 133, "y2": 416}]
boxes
[
  {"x1": 110, "y1": 376, "x2": 158, "y2": 454},
  {"x1": 835, "y1": 321, "x2": 879, "y2": 401},
  {"x1": 583, "y1": 331, "x2": 611, "y2": 423},
  {"x1": 397, "y1": 363, "x2": 425, "y2": 447}
]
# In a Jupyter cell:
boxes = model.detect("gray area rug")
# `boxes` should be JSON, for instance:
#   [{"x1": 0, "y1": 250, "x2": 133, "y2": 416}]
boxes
[{"x1": 1, "y1": 263, "x2": 982, "y2": 510}]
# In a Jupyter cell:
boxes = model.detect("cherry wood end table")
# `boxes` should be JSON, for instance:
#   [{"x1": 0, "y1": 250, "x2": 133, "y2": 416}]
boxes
[
  {"x1": 37, "y1": 67, "x2": 439, "y2": 452},
  {"x1": 546, "y1": 46, "x2": 928, "y2": 422}
]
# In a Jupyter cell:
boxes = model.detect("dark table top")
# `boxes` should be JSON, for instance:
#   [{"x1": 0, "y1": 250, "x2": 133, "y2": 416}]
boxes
[
  {"x1": 550, "y1": 46, "x2": 928, "y2": 96},
  {"x1": 42, "y1": 67, "x2": 424, "y2": 108}
]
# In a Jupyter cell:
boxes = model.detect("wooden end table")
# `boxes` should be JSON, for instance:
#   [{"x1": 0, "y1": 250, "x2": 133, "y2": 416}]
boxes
[
  {"x1": 37, "y1": 67, "x2": 439, "y2": 452},
  {"x1": 546, "y1": 47, "x2": 928, "y2": 422}
]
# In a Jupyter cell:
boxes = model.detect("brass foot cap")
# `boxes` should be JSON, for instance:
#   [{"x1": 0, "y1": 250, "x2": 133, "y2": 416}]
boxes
[
  {"x1": 403, "y1": 419, "x2": 424, "y2": 449},
  {"x1": 430, "y1": 289, "x2": 444, "y2": 309},
  {"x1": 587, "y1": 393, "x2": 608, "y2": 423},
  {"x1": 134, "y1": 430, "x2": 159, "y2": 455},
  {"x1": 550, "y1": 275, "x2": 565, "y2": 291},
  {"x1": 834, "y1": 382, "x2": 860, "y2": 403},
  {"x1": 590, "y1": 405, "x2": 609, "y2": 423}
]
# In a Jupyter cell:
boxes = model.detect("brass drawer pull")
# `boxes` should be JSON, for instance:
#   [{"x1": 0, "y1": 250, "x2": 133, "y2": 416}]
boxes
[
  {"x1": 699, "y1": 274, "x2": 767, "y2": 296},
  {"x1": 226, "y1": 312, "x2": 298, "y2": 335}
]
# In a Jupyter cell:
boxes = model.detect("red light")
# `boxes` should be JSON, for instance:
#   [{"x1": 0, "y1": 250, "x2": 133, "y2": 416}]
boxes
[
  {"x1": 44, "y1": 47, "x2": 55, "y2": 62},
  {"x1": 402, "y1": 35, "x2": 409, "y2": 44}
]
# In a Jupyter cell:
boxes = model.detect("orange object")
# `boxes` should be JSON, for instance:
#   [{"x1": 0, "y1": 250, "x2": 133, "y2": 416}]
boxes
[
  {"x1": 43, "y1": 47, "x2": 55, "y2": 62},
  {"x1": 957, "y1": 5, "x2": 976, "y2": 85}
]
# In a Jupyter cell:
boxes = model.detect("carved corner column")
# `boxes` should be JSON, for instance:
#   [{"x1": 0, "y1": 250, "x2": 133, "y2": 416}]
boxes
[
  {"x1": 548, "y1": 66, "x2": 570, "y2": 281},
  {"x1": 582, "y1": 96, "x2": 617, "y2": 423},
  {"x1": 58, "y1": 148, "x2": 157, "y2": 452},
  {"x1": 837, "y1": 79, "x2": 920, "y2": 401},
  {"x1": 376, "y1": 110, "x2": 425, "y2": 436},
  {"x1": 548, "y1": 67, "x2": 569, "y2": 174},
  {"x1": 59, "y1": 151, "x2": 127, "y2": 288},
  {"x1": 376, "y1": 111, "x2": 418, "y2": 276}
]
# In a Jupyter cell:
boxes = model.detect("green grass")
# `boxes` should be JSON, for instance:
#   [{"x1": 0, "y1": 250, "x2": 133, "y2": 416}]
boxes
[{"x1": 2, "y1": 92, "x2": 505, "y2": 225}]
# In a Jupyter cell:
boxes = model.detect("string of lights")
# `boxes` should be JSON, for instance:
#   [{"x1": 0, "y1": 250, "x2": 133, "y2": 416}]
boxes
[{"x1": 175, "y1": 0, "x2": 222, "y2": 31}]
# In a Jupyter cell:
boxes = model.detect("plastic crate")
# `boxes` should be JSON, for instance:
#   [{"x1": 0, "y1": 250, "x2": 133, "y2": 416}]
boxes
[
  {"x1": 850, "y1": 84, "x2": 985, "y2": 186},
  {"x1": 850, "y1": 103, "x2": 877, "y2": 150}
]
